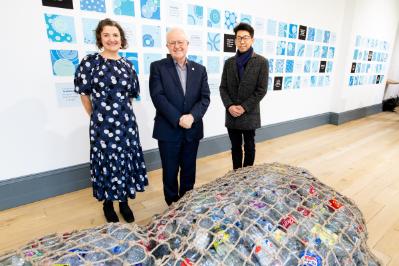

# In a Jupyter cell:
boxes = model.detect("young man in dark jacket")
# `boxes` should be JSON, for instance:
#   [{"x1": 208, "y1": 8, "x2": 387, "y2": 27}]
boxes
[{"x1": 219, "y1": 22, "x2": 269, "y2": 170}]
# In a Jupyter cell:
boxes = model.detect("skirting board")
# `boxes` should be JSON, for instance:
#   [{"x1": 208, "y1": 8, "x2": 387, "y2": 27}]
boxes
[{"x1": 0, "y1": 104, "x2": 381, "y2": 211}]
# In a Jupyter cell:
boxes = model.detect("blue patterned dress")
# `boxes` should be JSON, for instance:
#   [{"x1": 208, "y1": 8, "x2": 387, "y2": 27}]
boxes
[{"x1": 74, "y1": 53, "x2": 148, "y2": 201}]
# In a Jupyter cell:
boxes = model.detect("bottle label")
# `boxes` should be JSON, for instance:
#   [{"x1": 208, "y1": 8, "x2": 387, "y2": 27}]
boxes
[{"x1": 299, "y1": 250, "x2": 322, "y2": 266}]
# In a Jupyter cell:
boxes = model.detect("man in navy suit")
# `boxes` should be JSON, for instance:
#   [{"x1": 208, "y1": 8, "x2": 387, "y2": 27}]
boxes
[{"x1": 149, "y1": 28, "x2": 210, "y2": 206}]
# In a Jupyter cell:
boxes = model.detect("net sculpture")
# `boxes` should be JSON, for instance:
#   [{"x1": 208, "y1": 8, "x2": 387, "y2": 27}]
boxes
[{"x1": 0, "y1": 163, "x2": 380, "y2": 266}]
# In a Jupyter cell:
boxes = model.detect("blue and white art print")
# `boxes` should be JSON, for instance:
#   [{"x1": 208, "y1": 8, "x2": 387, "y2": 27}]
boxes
[
  {"x1": 353, "y1": 49, "x2": 359, "y2": 60},
  {"x1": 293, "y1": 76, "x2": 301, "y2": 89},
  {"x1": 80, "y1": 0, "x2": 105, "y2": 12},
  {"x1": 275, "y1": 59, "x2": 285, "y2": 73},
  {"x1": 304, "y1": 60, "x2": 311, "y2": 73},
  {"x1": 307, "y1": 27, "x2": 315, "y2": 41},
  {"x1": 311, "y1": 60, "x2": 319, "y2": 73},
  {"x1": 82, "y1": 18, "x2": 100, "y2": 44},
  {"x1": 140, "y1": 0, "x2": 160, "y2": 20},
  {"x1": 113, "y1": 0, "x2": 135, "y2": 16},
  {"x1": 266, "y1": 19, "x2": 277, "y2": 36},
  {"x1": 45, "y1": 14, "x2": 76, "y2": 43},
  {"x1": 284, "y1": 76, "x2": 292, "y2": 89},
  {"x1": 119, "y1": 52, "x2": 139, "y2": 74},
  {"x1": 315, "y1": 29, "x2": 323, "y2": 42},
  {"x1": 188, "y1": 55, "x2": 203, "y2": 65},
  {"x1": 207, "y1": 8, "x2": 221, "y2": 28},
  {"x1": 323, "y1": 31, "x2": 330, "y2": 43},
  {"x1": 188, "y1": 4, "x2": 203, "y2": 26},
  {"x1": 313, "y1": 45, "x2": 321, "y2": 58},
  {"x1": 285, "y1": 60, "x2": 294, "y2": 73},
  {"x1": 50, "y1": 50, "x2": 79, "y2": 76},
  {"x1": 276, "y1": 41, "x2": 286, "y2": 56},
  {"x1": 328, "y1": 47, "x2": 335, "y2": 59},
  {"x1": 310, "y1": 75, "x2": 317, "y2": 87},
  {"x1": 240, "y1": 14, "x2": 252, "y2": 24},
  {"x1": 296, "y1": 43, "x2": 305, "y2": 57},
  {"x1": 326, "y1": 61, "x2": 333, "y2": 73},
  {"x1": 268, "y1": 59, "x2": 274, "y2": 73},
  {"x1": 207, "y1": 32, "x2": 221, "y2": 52},
  {"x1": 287, "y1": 42, "x2": 295, "y2": 56},
  {"x1": 268, "y1": 76, "x2": 273, "y2": 90},
  {"x1": 321, "y1": 46, "x2": 328, "y2": 58},
  {"x1": 278, "y1": 22, "x2": 287, "y2": 38},
  {"x1": 142, "y1": 25, "x2": 161, "y2": 48},
  {"x1": 143, "y1": 53, "x2": 162, "y2": 74},
  {"x1": 224, "y1": 10, "x2": 237, "y2": 30},
  {"x1": 207, "y1": 56, "x2": 220, "y2": 74},
  {"x1": 253, "y1": 39, "x2": 263, "y2": 54},
  {"x1": 288, "y1": 24, "x2": 298, "y2": 39}
]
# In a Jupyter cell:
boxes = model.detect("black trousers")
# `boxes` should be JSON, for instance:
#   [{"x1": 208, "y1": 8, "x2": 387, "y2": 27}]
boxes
[
  {"x1": 158, "y1": 139, "x2": 200, "y2": 205},
  {"x1": 227, "y1": 129, "x2": 256, "y2": 170}
]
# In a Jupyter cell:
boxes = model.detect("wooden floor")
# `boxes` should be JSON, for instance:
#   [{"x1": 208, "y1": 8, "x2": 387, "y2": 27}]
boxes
[{"x1": 1, "y1": 112, "x2": 399, "y2": 264}]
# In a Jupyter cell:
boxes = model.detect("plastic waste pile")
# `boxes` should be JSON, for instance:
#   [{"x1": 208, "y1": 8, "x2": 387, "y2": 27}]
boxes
[{"x1": 0, "y1": 163, "x2": 380, "y2": 265}]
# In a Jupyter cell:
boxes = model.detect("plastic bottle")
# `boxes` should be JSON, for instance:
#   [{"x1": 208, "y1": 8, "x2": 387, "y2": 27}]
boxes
[
  {"x1": 151, "y1": 244, "x2": 171, "y2": 260},
  {"x1": 182, "y1": 248, "x2": 201, "y2": 263},
  {"x1": 168, "y1": 236, "x2": 181, "y2": 250},
  {"x1": 223, "y1": 250, "x2": 246, "y2": 266},
  {"x1": 253, "y1": 238, "x2": 280, "y2": 265},
  {"x1": 0, "y1": 255, "x2": 30, "y2": 266},
  {"x1": 84, "y1": 251, "x2": 109, "y2": 262},
  {"x1": 124, "y1": 245, "x2": 146, "y2": 264},
  {"x1": 223, "y1": 203, "x2": 240, "y2": 218},
  {"x1": 193, "y1": 230, "x2": 212, "y2": 250},
  {"x1": 256, "y1": 216, "x2": 275, "y2": 233},
  {"x1": 299, "y1": 250, "x2": 322, "y2": 266}
]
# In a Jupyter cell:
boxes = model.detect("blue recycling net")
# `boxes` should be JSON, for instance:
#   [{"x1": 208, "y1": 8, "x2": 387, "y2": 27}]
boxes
[{"x1": 0, "y1": 163, "x2": 380, "y2": 265}]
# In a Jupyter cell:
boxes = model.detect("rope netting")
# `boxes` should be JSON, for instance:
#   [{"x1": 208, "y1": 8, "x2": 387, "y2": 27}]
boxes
[{"x1": 0, "y1": 163, "x2": 381, "y2": 266}]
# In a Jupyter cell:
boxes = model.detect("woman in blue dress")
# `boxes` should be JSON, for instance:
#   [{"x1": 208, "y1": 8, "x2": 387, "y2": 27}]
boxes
[{"x1": 74, "y1": 18, "x2": 148, "y2": 223}]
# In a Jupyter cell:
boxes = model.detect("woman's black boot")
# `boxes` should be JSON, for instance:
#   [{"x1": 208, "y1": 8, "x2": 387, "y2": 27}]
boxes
[
  {"x1": 119, "y1": 201, "x2": 135, "y2": 223},
  {"x1": 103, "y1": 200, "x2": 119, "y2": 223}
]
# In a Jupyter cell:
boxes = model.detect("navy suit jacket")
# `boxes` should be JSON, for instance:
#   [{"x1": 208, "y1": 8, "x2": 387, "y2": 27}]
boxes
[{"x1": 149, "y1": 57, "x2": 210, "y2": 142}]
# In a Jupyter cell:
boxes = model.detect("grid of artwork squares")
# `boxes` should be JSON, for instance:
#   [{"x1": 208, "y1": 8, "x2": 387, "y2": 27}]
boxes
[
  {"x1": 264, "y1": 21, "x2": 335, "y2": 90},
  {"x1": 348, "y1": 35, "x2": 389, "y2": 87},
  {"x1": 43, "y1": 0, "x2": 337, "y2": 92}
]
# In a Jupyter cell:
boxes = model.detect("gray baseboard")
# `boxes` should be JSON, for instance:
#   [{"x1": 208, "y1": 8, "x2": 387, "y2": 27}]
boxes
[
  {"x1": 330, "y1": 104, "x2": 382, "y2": 125},
  {"x1": 0, "y1": 105, "x2": 380, "y2": 211}
]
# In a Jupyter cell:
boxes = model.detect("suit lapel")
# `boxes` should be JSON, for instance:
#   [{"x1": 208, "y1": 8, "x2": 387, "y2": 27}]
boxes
[
  {"x1": 166, "y1": 58, "x2": 185, "y2": 96},
  {"x1": 185, "y1": 60, "x2": 192, "y2": 98}
]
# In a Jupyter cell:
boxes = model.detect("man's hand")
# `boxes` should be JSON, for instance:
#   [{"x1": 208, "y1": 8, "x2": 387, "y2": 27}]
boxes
[
  {"x1": 228, "y1": 105, "x2": 245, "y2": 117},
  {"x1": 179, "y1": 114, "x2": 194, "y2": 129}
]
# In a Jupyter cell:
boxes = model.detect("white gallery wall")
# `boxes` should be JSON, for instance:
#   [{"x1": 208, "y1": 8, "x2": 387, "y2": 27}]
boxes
[{"x1": 0, "y1": 0, "x2": 398, "y2": 181}]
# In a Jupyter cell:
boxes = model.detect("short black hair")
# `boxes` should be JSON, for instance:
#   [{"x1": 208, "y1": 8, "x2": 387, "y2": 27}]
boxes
[{"x1": 233, "y1": 22, "x2": 254, "y2": 38}]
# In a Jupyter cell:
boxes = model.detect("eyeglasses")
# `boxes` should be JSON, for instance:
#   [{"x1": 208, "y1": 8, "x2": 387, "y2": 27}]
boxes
[
  {"x1": 235, "y1": 35, "x2": 252, "y2": 42},
  {"x1": 167, "y1": 40, "x2": 188, "y2": 47}
]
